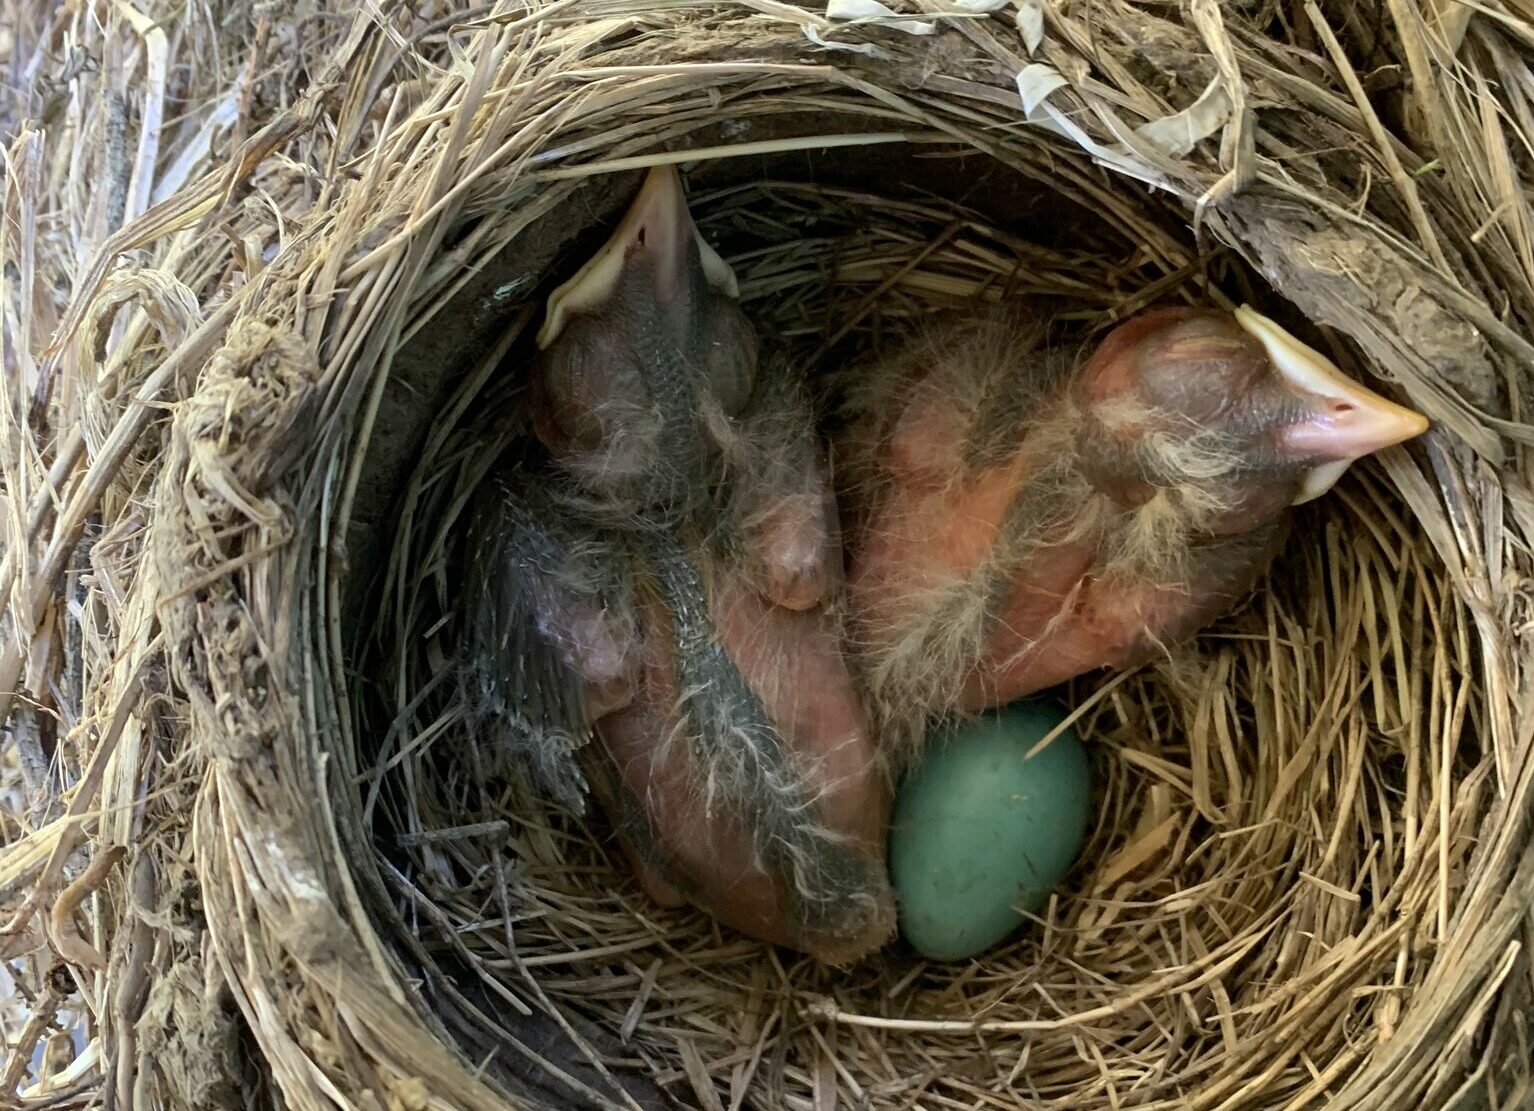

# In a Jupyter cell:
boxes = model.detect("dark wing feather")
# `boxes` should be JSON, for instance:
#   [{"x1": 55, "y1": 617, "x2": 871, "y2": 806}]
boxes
[{"x1": 463, "y1": 473, "x2": 634, "y2": 812}]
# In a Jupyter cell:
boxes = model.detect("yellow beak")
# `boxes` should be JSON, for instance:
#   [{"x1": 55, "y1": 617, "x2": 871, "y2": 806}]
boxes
[
  {"x1": 1233, "y1": 305, "x2": 1429, "y2": 504},
  {"x1": 537, "y1": 165, "x2": 738, "y2": 350}
]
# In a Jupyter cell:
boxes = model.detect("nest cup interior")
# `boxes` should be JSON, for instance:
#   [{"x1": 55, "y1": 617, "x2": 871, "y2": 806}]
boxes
[{"x1": 351, "y1": 144, "x2": 1476, "y2": 1110}]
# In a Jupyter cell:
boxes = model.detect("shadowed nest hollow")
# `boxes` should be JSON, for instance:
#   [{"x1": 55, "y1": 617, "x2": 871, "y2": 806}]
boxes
[{"x1": 4, "y1": 1, "x2": 1534, "y2": 1109}]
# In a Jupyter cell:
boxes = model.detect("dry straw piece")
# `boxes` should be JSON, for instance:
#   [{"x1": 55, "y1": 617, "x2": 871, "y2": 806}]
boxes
[{"x1": 3, "y1": 0, "x2": 1533, "y2": 1108}]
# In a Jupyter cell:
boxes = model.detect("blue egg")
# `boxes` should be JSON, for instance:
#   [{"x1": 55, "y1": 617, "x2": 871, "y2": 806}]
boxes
[{"x1": 889, "y1": 701, "x2": 1093, "y2": 961}]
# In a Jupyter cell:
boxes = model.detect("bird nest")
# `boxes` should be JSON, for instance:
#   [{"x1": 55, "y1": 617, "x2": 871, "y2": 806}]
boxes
[{"x1": 4, "y1": 1, "x2": 1534, "y2": 1108}]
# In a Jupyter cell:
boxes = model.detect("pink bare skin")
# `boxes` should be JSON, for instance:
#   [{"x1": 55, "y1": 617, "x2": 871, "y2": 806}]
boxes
[
  {"x1": 840, "y1": 305, "x2": 1429, "y2": 764},
  {"x1": 510, "y1": 165, "x2": 894, "y2": 963},
  {"x1": 589, "y1": 563, "x2": 892, "y2": 963}
]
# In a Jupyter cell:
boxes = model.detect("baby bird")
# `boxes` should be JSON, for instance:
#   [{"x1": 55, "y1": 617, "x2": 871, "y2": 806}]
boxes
[
  {"x1": 467, "y1": 166, "x2": 894, "y2": 964},
  {"x1": 838, "y1": 304, "x2": 1430, "y2": 762}
]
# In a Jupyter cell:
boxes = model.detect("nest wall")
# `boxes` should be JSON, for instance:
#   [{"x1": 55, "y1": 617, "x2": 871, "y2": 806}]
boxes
[{"x1": 3, "y1": 2, "x2": 1534, "y2": 1110}]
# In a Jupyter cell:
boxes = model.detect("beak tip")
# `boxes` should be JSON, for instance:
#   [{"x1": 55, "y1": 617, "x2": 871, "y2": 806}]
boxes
[
  {"x1": 1370, "y1": 403, "x2": 1431, "y2": 452},
  {"x1": 631, "y1": 163, "x2": 687, "y2": 223},
  {"x1": 1286, "y1": 401, "x2": 1428, "y2": 505},
  {"x1": 536, "y1": 164, "x2": 701, "y2": 349},
  {"x1": 1238, "y1": 303, "x2": 1431, "y2": 456}
]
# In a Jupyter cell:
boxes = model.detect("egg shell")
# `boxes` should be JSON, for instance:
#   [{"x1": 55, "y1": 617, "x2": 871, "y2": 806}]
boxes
[{"x1": 889, "y1": 701, "x2": 1092, "y2": 961}]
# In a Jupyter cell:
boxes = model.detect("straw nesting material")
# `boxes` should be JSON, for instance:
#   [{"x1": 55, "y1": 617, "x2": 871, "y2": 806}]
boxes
[{"x1": 2, "y1": 1, "x2": 1533, "y2": 1109}]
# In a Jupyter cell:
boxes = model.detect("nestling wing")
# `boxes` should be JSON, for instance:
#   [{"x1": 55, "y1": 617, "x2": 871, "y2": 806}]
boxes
[{"x1": 463, "y1": 475, "x2": 638, "y2": 812}]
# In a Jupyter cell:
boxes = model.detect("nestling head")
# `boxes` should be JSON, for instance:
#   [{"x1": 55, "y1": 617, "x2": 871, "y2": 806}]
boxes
[
  {"x1": 1071, "y1": 305, "x2": 1430, "y2": 533},
  {"x1": 533, "y1": 166, "x2": 758, "y2": 502}
]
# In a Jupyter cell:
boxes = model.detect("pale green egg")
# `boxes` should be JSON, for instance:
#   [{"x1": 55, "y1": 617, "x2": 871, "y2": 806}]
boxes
[{"x1": 889, "y1": 701, "x2": 1093, "y2": 961}]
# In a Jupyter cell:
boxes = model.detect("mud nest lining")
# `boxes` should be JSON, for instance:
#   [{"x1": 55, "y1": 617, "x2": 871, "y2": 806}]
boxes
[{"x1": 3, "y1": 2, "x2": 1534, "y2": 1110}]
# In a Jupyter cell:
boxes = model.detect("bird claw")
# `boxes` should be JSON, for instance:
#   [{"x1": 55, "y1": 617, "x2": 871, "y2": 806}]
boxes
[{"x1": 524, "y1": 728, "x2": 592, "y2": 813}]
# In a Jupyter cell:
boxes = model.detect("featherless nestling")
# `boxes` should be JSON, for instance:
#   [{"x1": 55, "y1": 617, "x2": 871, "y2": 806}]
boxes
[
  {"x1": 466, "y1": 166, "x2": 894, "y2": 964},
  {"x1": 837, "y1": 304, "x2": 1430, "y2": 765}
]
